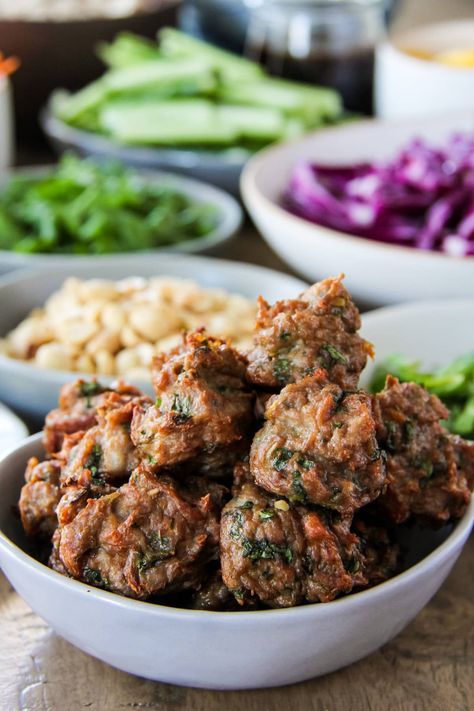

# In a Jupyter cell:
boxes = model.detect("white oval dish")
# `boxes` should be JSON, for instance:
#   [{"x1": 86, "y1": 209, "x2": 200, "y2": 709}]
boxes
[
  {"x1": 0, "y1": 166, "x2": 243, "y2": 276},
  {"x1": 241, "y1": 113, "x2": 474, "y2": 306},
  {"x1": 0, "y1": 298, "x2": 473, "y2": 689},
  {"x1": 0, "y1": 254, "x2": 307, "y2": 420}
]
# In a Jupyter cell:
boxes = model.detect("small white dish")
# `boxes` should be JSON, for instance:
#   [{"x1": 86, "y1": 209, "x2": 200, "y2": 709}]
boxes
[
  {"x1": 0, "y1": 166, "x2": 243, "y2": 275},
  {"x1": 0, "y1": 299, "x2": 472, "y2": 689},
  {"x1": 0, "y1": 254, "x2": 307, "y2": 420},
  {"x1": 241, "y1": 113, "x2": 474, "y2": 306},
  {"x1": 376, "y1": 20, "x2": 474, "y2": 120}
]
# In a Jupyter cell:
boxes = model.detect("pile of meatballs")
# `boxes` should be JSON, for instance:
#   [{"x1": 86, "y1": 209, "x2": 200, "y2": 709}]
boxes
[{"x1": 19, "y1": 276, "x2": 474, "y2": 610}]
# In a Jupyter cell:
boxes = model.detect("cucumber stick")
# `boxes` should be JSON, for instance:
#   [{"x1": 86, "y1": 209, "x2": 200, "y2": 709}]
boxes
[
  {"x1": 218, "y1": 78, "x2": 342, "y2": 125},
  {"x1": 97, "y1": 32, "x2": 161, "y2": 69},
  {"x1": 55, "y1": 59, "x2": 215, "y2": 124},
  {"x1": 100, "y1": 101, "x2": 291, "y2": 145},
  {"x1": 159, "y1": 27, "x2": 264, "y2": 82}
]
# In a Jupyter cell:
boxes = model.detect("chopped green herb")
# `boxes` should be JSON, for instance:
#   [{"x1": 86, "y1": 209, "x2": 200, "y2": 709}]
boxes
[
  {"x1": 320, "y1": 344, "x2": 348, "y2": 366},
  {"x1": 411, "y1": 459, "x2": 434, "y2": 478},
  {"x1": 385, "y1": 420, "x2": 398, "y2": 452},
  {"x1": 273, "y1": 357, "x2": 291, "y2": 383},
  {"x1": 333, "y1": 421, "x2": 343, "y2": 429},
  {"x1": 85, "y1": 444, "x2": 103, "y2": 484},
  {"x1": 272, "y1": 447, "x2": 294, "y2": 472},
  {"x1": 369, "y1": 448, "x2": 383, "y2": 462},
  {"x1": 147, "y1": 531, "x2": 174, "y2": 558},
  {"x1": 291, "y1": 472, "x2": 308, "y2": 504},
  {"x1": 259, "y1": 508, "x2": 275, "y2": 521},
  {"x1": 404, "y1": 419, "x2": 415, "y2": 443},
  {"x1": 239, "y1": 500, "x2": 254, "y2": 510},
  {"x1": 297, "y1": 455, "x2": 315, "y2": 471},
  {"x1": 171, "y1": 393, "x2": 192, "y2": 423},
  {"x1": 83, "y1": 566, "x2": 108, "y2": 588},
  {"x1": 329, "y1": 486, "x2": 342, "y2": 503},
  {"x1": 242, "y1": 537, "x2": 293, "y2": 564},
  {"x1": 78, "y1": 381, "x2": 102, "y2": 407},
  {"x1": 229, "y1": 509, "x2": 244, "y2": 541},
  {"x1": 147, "y1": 454, "x2": 157, "y2": 465},
  {"x1": 155, "y1": 397, "x2": 162, "y2": 408},
  {"x1": 348, "y1": 557, "x2": 361, "y2": 573},
  {"x1": 232, "y1": 587, "x2": 245, "y2": 601},
  {"x1": 137, "y1": 552, "x2": 158, "y2": 573}
]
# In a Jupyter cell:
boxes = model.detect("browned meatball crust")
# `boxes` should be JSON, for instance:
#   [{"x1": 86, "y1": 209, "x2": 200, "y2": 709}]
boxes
[
  {"x1": 220, "y1": 483, "x2": 366, "y2": 608},
  {"x1": 131, "y1": 331, "x2": 254, "y2": 473},
  {"x1": 250, "y1": 371, "x2": 385, "y2": 514},
  {"x1": 373, "y1": 376, "x2": 472, "y2": 525},
  {"x1": 44, "y1": 379, "x2": 145, "y2": 455},
  {"x1": 246, "y1": 275, "x2": 373, "y2": 390},
  {"x1": 19, "y1": 458, "x2": 62, "y2": 537},
  {"x1": 61, "y1": 398, "x2": 143, "y2": 487},
  {"x1": 56, "y1": 466, "x2": 226, "y2": 599}
]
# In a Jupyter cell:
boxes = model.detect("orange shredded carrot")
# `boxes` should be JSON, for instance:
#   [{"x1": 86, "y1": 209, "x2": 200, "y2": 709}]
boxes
[{"x1": 0, "y1": 54, "x2": 20, "y2": 77}]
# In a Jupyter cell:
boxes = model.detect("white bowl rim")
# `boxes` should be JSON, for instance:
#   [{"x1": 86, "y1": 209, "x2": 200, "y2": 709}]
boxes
[
  {"x1": 0, "y1": 162, "x2": 243, "y2": 260},
  {"x1": 241, "y1": 113, "x2": 474, "y2": 264},
  {"x1": 1, "y1": 432, "x2": 472, "y2": 622},
  {"x1": 0, "y1": 254, "x2": 308, "y2": 384},
  {"x1": 385, "y1": 18, "x2": 474, "y2": 70}
]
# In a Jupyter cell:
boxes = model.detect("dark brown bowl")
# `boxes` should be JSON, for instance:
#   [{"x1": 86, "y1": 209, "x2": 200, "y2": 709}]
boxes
[{"x1": 0, "y1": 4, "x2": 178, "y2": 145}]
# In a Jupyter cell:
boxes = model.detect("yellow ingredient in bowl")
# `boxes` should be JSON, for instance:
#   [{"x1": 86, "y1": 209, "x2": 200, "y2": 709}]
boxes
[{"x1": 434, "y1": 49, "x2": 474, "y2": 68}]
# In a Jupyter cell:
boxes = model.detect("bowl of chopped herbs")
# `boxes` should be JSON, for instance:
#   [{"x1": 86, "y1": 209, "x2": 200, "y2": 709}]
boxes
[{"x1": 0, "y1": 153, "x2": 242, "y2": 273}]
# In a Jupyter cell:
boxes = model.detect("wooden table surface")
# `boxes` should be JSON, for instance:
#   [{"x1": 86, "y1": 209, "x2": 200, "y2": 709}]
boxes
[{"x1": 2, "y1": 0, "x2": 474, "y2": 708}]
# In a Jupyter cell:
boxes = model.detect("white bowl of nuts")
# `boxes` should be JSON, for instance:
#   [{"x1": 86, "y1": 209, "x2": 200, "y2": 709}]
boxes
[{"x1": 0, "y1": 254, "x2": 307, "y2": 420}]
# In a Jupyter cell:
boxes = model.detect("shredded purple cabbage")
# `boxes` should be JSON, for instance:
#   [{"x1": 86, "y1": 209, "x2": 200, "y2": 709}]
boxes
[{"x1": 284, "y1": 133, "x2": 474, "y2": 256}]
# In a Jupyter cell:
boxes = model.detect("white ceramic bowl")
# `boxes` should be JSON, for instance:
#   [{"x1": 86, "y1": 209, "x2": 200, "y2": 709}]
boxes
[
  {"x1": 376, "y1": 20, "x2": 474, "y2": 120},
  {"x1": 241, "y1": 113, "x2": 474, "y2": 306},
  {"x1": 0, "y1": 166, "x2": 243, "y2": 275},
  {"x1": 0, "y1": 401, "x2": 28, "y2": 456},
  {"x1": 0, "y1": 255, "x2": 307, "y2": 421},
  {"x1": 0, "y1": 299, "x2": 473, "y2": 689}
]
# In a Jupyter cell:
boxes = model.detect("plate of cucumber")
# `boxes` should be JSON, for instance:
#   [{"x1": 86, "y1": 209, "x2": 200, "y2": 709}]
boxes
[{"x1": 42, "y1": 28, "x2": 343, "y2": 193}]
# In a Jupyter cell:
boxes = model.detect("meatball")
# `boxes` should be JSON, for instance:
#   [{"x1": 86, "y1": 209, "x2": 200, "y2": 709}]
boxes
[
  {"x1": 191, "y1": 569, "x2": 241, "y2": 611},
  {"x1": 352, "y1": 517, "x2": 399, "y2": 586},
  {"x1": 220, "y1": 482, "x2": 366, "y2": 608},
  {"x1": 250, "y1": 371, "x2": 385, "y2": 514},
  {"x1": 19, "y1": 458, "x2": 62, "y2": 537},
  {"x1": 44, "y1": 379, "x2": 145, "y2": 455},
  {"x1": 131, "y1": 331, "x2": 254, "y2": 473},
  {"x1": 373, "y1": 376, "x2": 472, "y2": 525},
  {"x1": 56, "y1": 466, "x2": 226, "y2": 599},
  {"x1": 246, "y1": 275, "x2": 373, "y2": 390}
]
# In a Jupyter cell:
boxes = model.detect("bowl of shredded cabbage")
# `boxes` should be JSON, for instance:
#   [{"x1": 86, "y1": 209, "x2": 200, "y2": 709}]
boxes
[{"x1": 241, "y1": 113, "x2": 474, "y2": 306}]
